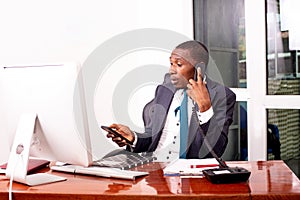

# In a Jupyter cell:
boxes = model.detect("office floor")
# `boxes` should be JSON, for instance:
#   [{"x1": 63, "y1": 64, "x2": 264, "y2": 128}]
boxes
[{"x1": 285, "y1": 159, "x2": 300, "y2": 178}]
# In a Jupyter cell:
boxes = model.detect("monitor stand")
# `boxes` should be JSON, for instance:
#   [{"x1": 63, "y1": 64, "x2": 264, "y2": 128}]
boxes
[{"x1": 5, "y1": 113, "x2": 66, "y2": 186}]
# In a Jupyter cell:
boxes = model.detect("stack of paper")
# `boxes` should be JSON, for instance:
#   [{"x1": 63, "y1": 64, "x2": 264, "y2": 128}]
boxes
[{"x1": 163, "y1": 158, "x2": 219, "y2": 176}]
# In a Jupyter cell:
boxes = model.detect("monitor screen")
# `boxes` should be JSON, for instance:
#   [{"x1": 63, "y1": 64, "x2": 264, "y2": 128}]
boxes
[{"x1": 0, "y1": 62, "x2": 93, "y2": 167}]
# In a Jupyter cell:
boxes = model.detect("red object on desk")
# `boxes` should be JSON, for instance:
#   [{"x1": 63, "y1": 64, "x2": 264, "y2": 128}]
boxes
[
  {"x1": 190, "y1": 164, "x2": 219, "y2": 168},
  {"x1": 0, "y1": 158, "x2": 50, "y2": 174}
]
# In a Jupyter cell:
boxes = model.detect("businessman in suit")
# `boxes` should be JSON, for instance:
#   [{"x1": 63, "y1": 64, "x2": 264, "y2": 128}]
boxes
[{"x1": 107, "y1": 40, "x2": 236, "y2": 160}]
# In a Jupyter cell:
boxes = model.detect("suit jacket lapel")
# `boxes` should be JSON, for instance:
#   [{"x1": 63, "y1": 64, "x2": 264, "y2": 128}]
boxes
[{"x1": 147, "y1": 84, "x2": 175, "y2": 152}]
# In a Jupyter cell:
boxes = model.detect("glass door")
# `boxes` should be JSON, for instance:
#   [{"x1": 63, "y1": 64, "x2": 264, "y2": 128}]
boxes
[{"x1": 194, "y1": 0, "x2": 300, "y2": 177}]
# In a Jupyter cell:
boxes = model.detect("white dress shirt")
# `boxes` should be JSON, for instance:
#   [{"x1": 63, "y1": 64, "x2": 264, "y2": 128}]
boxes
[{"x1": 154, "y1": 89, "x2": 214, "y2": 162}]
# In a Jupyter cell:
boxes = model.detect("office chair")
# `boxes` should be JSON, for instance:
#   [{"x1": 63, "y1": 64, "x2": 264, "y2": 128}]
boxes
[{"x1": 267, "y1": 124, "x2": 281, "y2": 160}]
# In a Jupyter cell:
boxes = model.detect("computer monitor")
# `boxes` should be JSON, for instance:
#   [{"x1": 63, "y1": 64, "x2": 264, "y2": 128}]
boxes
[{"x1": 0, "y1": 62, "x2": 93, "y2": 168}]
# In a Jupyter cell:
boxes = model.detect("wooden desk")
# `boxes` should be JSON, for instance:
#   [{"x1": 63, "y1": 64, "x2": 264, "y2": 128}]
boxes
[{"x1": 0, "y1": 160, "x2": 299, "y2": 200}]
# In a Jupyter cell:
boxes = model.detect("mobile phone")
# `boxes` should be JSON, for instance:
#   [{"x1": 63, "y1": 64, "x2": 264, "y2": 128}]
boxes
[
  {"x1": 194, "y1": 63, "x2": 206, "y2": 81},
  {"x1": 101, "y1": 125, "x2": 133, "y2": 145}
]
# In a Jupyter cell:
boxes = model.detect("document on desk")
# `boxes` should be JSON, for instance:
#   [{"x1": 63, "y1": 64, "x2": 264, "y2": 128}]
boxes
[
  {"x1": 0, "y1": 168, "x2": 5, "y2": 174},
  {"x1": 163, "y1": 158, "x2": 219, "y2": 177},
  {"x1": 51, "y1": 165, "x2": 149, "y2": 180}
]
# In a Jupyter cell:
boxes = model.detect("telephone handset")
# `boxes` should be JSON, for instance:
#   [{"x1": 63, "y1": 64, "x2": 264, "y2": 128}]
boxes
[
  {"x1": 194, "y1": 62, "x2": 206, "y2": 82},
  {"x1": 191, "y1": 62, "x2": 206, "y2": 107}
]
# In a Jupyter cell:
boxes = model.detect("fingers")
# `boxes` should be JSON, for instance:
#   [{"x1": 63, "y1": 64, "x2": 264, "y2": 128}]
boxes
[
  {"x1": 106, "y1": 123, "x2": 122, "y2": 139},
  {"x1": 186, "y1": 81, "x2": 193, "y2": 90},
  {"x1": 106, "y1": 130, "x2": 127, "y2": 147},
  {"x1": 112, "y1": 137, "x2": 127, "y2": 147},
  {"x1": 188, "y1": 67, "x2": 206, "y2": 87},
  {"x1": 186, "y1": 67, "x2": 208, "y2": 102},
  {"x1": 187, "y1": 77, "x2": 206, "y2": 89},
  {"x1": 106, "y1": 123, "x2": 134, "y2": 146},
  {"x1": 197, "y1": 67, "x2": 202, "y2": 82},
  {"x1": 196, "y1": 67, "x2": 207, "y2": 84},
  {"x1": 110, "y1": 123, "x2": 119, "y2": 129}
]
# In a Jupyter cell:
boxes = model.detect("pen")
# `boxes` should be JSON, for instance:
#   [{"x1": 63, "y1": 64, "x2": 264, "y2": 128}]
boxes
[
  {"x1": 190, "y1": 164, "x2": 219, "y2": 168},
  {"x1": 164, "y1": 172, "x2": 204, "y2": 177}
]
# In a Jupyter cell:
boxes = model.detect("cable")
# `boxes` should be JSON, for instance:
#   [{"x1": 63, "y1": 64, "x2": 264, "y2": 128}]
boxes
[
  {"x1": 8, "y1": 144, "x2": 24, "y2": 200},
  {"x1": 191, "y1": 106, "x2": 227, "y2": 168},
  {"x1": 8, "y1": 155, "x2": 20, "y2": 200},
  {"x1": 9, "y1": 171, "x2": 14, "y2": 200},
  {"x1": 246, "y1": 181, "x2": 252, "y2": 200}
]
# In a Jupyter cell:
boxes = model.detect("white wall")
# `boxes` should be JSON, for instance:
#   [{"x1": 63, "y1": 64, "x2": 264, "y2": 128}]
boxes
[
  {"x1": 0, "y1": 0, "x2": 193, "y2": 163},
  {"x1": 0, "y1": 0, "x2": 193, "y2": 65}
]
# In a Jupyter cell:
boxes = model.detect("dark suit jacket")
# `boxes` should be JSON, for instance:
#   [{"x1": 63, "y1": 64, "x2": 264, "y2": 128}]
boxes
[{"x1": 131, "y1": 73, "x2": 236, "y2": 158}]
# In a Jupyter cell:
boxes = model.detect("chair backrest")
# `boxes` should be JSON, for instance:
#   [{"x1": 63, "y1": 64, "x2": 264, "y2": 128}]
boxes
[{"x1": 267, "y1": 124, "x2": 281, "y2": 160}]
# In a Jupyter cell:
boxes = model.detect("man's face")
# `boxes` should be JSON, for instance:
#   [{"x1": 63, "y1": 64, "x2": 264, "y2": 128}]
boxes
[{"x1": 169, "y1": 48, "x2": 195, "y2": 89}]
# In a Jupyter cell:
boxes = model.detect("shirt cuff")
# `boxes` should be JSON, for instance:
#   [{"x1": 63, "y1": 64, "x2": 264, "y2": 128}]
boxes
[
  {"x1": 196, "y1": 106, "x2": 214, "y2": 125},
  {"x1": 126, "y1": 131, "x2": 137, "y2": 152},
  {"x1": 132, "y1": 131, "x2": 138, "y2": 146}
]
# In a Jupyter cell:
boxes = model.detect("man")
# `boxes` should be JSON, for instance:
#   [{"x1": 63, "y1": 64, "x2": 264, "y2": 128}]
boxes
[{"x1": 107, "y1": 40, "x2": 236, "y2": 160}]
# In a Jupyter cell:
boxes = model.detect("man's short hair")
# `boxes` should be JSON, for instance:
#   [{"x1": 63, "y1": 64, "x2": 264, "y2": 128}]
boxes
[{"x1": 175, "y1": 40, "x2": 209, "y2": 69}]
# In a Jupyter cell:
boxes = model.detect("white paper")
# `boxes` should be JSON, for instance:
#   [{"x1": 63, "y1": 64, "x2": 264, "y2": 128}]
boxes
[{"x1": 163, "y1": 158, "x2": 219, "y2": 176}]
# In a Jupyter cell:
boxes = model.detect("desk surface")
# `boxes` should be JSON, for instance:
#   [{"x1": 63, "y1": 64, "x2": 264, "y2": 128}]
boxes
[{"x1": 1, "y1": 160, "x2": 300, "y2": 200}]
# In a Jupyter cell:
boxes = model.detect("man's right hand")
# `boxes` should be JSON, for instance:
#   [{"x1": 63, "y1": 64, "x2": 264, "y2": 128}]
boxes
[{"x1": 107, "y1": 123, "x2": 135, "y2": 147}]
